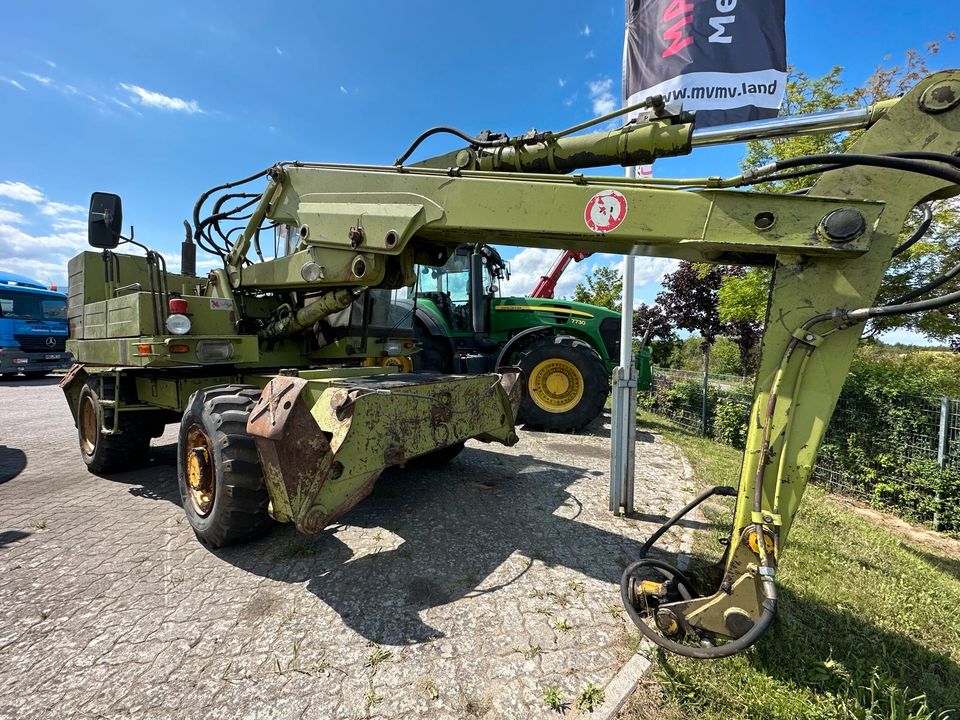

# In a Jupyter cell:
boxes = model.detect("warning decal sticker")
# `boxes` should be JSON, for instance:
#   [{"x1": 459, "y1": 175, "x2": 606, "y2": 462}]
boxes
[{"x1": 584, "y1": 190, "x2": 628, "y2": 233}]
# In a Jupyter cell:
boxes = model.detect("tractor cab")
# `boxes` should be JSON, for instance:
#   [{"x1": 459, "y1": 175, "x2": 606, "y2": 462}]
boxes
[{"x1": 411, "y1": 244, "x2": 508, "y2": 336}]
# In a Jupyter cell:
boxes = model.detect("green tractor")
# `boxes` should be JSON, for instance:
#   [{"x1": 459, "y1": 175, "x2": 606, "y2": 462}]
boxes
[{"x1": 408, "y1": 243, "x2": 624, "y2": 432}]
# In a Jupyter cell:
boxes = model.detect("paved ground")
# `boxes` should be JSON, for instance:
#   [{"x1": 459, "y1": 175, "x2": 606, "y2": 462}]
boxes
[{"x1": 0, "y1": 377, "x2": 695, "y2": 720}]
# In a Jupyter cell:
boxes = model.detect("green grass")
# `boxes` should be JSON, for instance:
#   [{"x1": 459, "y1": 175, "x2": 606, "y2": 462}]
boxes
[{"x1": 630, "y1": 410, "x2": 960, "y2": 720}]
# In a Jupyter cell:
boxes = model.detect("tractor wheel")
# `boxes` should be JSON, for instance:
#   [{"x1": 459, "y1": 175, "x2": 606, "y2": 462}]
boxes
[
  {"x1": 77, "y1": 379, "x2": 151, "y2": 475},
  {"x1": 177, "y1": 385, "x2": 273, "y2": 548},
  {"x1": 517, "y1": 335, "x2": 608, "y2": 432},
  {"x1": 412, "y1": 326, "x2": 452, "y2": 373}
]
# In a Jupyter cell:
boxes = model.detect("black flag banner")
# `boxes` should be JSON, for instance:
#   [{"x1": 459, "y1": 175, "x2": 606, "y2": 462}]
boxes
[{"x1": 623, "y1": 0, "x2": 787, "y2": 128}]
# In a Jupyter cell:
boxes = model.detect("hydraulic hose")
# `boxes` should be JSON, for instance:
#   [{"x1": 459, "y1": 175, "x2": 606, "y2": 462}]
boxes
[
  {"x1": 637, "y1": 485, "x2": 737, "y2": 558},
  {"x1": 621, "y1": 485, "x2": 777, "y2": 659},
  {"x1": 892, "y1": 204, "x2": 934, "y2": 257},
  {"x1": 621, "y1": 558, "x2": 777, "y2": 660}
]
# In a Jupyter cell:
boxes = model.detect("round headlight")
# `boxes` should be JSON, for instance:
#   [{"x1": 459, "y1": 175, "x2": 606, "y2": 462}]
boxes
[{"x1": 165, "y1": 313, "x2": 191, "y2": 335}]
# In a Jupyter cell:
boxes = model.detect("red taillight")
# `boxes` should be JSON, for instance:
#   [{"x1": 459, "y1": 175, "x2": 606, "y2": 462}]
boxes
[
  {"x1": 169, "y1": 297, "x2": 188, "y2": 314},
  {"x1": 137, "y1": 343, "x2": 152, "y2": 355}
]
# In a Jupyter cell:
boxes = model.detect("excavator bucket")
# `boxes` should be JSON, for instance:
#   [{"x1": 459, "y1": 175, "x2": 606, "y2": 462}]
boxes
[{"x1": 246, "y1": 370, "x2": 522, "y2": 534}]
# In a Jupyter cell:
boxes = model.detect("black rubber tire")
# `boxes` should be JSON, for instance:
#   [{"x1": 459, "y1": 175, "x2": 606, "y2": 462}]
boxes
[
  {"x1": 517, "y1": 335, "x2": 609, "y2": 432},
  {"x1": 78, "y1": 380, "x2": 151, "y2": 475},
  {"x1": 177, "y1": 384, "x2": 272, "y2": 548},
  {"x1": 411, "y1": 324, "x2": 452, "y2": 373}
]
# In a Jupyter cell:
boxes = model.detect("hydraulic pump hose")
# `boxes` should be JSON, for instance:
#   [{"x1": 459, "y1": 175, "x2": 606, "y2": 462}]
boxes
[
  {"x1": 621, "y1": 559, "x2": 777, "y2": 660},
  {"x1": 620, "y1": 485, "x2": 778, "y2": 659}
]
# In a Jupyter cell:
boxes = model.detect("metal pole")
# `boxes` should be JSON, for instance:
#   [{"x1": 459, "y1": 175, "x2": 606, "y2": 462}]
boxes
[
  {"x1": 936, "y1": 396, "x2": 950, "y2": 531},
  {"x1": 701, "y1": 342, "x2": 711, "y2": 437},
  {"x1": 610, "y1": 166, "x2": 638, "y2": 514}
]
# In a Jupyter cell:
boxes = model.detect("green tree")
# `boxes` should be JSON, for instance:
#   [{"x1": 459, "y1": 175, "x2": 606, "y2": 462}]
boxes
[
  {"x1": 573, "y1": 265, "x2": 622, "y2": 311},
  {"x1": 719, "y1": 37, "x2": 960, "y2": 346}
]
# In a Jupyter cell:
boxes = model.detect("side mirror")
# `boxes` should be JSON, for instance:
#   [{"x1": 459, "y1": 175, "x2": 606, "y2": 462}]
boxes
[{"x1": 88, "y1": 192, "x2": 123, "y2": 249}]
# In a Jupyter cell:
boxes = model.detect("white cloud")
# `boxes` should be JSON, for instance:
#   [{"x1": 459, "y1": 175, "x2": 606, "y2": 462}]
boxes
[
  {"x1": 21, "y1": 72, "x2": 52, "y2": 85},
  {"x1": 498, "y1": 250, "x2": 678, "y2": 308},
  {"x1": 0, "y1": 209, "x2": 25, "y2": 225},
  {"x1": 588, "y1": 77, "x2": 617, "y2": 115},
  {"x1": 275, "y1": 47, "x2": 283, "y2": 56},
  {"x1": 45, "y1": 59, "x2": 56, "y2": 68},
  {"x1": 876, "y1": 328, "x2": 940, "y2": 347},
  {"x1": 52, "y1": 217, "x2": 86, "y2": 232},
  {"x1": 499, "y1": 247, "x2": 589, "y2": 299},
  {"x1": 1, "y1": 76, "x2": 26, "y2": 91},
  {"x1": 558, "y1": 78, "x2": 566, "y2": 88},
  {"x1": 339, "y1": 85, "x2": 348, "y2": 94},
  {"x1": 563, "y1": 94, "x2": 577, "y2": 107},
  {"x1": 110, "y1": 96, "x2": 139, "y2": 114},
  {"x1": 40, "y1": 201, "x2": 84, "y2": 216},
  {"x1": 584, "y1": 50, "x2": 595, "y2": 60},
  {"x1": 0, "y1": 223, "x2": 86, "y2": 289},
  {"x1": 0, "y1": 181, "x2": 44, "y2": 204},
  {"x1": 634, "y1": 257, "x2": 677, "y2": 289},
  {"x1": 581, "y1": 24, "x2": 591, "y2": 37},
  {"x1": 119, "y1": 83, "x2": 203, "y2": 113}
]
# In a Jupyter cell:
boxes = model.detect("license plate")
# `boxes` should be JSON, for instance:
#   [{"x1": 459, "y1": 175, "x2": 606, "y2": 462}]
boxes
[
  {"x1": 13, "y1": 358, "x2": 28, "y2": 364},
  {"x1": 45, "y1": 355, "x2": 61, "y2": 360}
]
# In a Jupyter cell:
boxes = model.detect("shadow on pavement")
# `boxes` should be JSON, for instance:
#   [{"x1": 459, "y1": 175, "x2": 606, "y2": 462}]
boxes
[
  {"x1": 0, "y1": 376, "x2": 62, "y2": 388},
  {"x1": 212, "y1": 444, "x2": 656, "y2": 645},
  {"x1": 82, "y1": 430, "x2": 694, "y2": 646},
  {"x1": 0, "y1": 446, "x2": 27, "y2": 484},
  {"x1": 0, "y1": 529, "x2": 31, "y2": 548}
]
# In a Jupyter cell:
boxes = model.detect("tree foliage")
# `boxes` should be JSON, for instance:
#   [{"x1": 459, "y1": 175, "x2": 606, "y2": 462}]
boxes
[
  {"x1": 721, "y1": 37, "x2": 960, "y2": 347},
  {"x1": 655, "y1": 262, "x2": 761, "y2": 373},
  {"x1": 572, "y1": 264, "x2": 622, "y2": 311}
]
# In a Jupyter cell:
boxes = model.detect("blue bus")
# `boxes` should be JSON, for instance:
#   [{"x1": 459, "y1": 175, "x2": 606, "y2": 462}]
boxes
[{"x1": 0, "y1": 270, "x2": 72, "y2": 378}]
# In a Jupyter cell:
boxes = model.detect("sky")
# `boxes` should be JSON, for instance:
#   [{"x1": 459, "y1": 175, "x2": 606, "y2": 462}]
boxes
[{"x1": 0, "y1": 1, "x2": 957, "y2": 344}]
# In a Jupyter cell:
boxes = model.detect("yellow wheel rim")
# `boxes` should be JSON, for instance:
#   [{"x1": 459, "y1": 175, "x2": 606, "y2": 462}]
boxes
[
  {"x1": 184, "y1": 424, "x2": 215, "y2": 517},
  {"x1": 528, "y1": 358, "x2": 584, "y2": 413},
  {"x1": 79, "y1": 394, "x2": 98, "y2": 457}
]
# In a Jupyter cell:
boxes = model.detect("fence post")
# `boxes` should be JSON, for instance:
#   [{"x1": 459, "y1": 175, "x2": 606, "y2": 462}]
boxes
[
  {"x1": 936, "y1": 396, "x2": 949, "y2": 531},
  {"x1": 700, "y1": 342, "x2": 711, "y2": 437}
]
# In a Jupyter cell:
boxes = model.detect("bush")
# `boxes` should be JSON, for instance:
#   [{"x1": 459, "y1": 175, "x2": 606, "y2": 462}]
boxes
[{"x1": 713, "y1": 394, "x2": 750, "y2": 449}]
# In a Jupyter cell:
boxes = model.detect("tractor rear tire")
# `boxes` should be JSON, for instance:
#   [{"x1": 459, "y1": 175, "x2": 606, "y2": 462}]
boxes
[
  {"x1": 77, "y1": 379, "x2": 151, "y2": 475},
  {"x1": 517, "y1": 335, "x2": 608, "y2": 432},
  {"x1": 412, "y1": 325, "x2": 452, "y2": 373},
  {"x1": 177, "y1": 385, "x2": 273, "y2": 548}
]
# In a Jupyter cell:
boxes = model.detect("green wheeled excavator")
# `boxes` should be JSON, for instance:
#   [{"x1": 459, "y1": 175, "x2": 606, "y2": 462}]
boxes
[{"x1": 61, "y1": 71, "x2": 960, "y2": 657}]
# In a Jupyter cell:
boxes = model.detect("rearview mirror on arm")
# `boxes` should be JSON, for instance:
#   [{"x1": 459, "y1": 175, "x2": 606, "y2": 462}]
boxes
[{"x1": 88, "y1": 192, "x2": 123, "y2": 249}]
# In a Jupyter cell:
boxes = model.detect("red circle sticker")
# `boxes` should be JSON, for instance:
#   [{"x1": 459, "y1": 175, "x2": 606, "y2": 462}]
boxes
[{"x1": 584, "y1": 190, "x2": 628, "y2": 233}]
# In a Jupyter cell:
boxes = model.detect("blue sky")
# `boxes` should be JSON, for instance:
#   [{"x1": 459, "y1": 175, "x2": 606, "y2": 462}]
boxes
[{"x1": 0, "y1": 1, "x2": 956, "y2": 344}]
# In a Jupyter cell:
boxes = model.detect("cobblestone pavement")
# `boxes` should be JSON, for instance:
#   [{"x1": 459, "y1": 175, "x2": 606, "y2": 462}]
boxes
[{"x1": 0, "y1": 377, "x2": 695, "y2": 720}]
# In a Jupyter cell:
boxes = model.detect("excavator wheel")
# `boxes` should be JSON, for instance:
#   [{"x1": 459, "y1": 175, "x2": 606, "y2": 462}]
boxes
[
  {"x1": 77, "y1": 377, "x2": 151, "y2": 475},
  {"x1": 177, "y1": 385, "x2": 273, "y2": 548},
  {"x1": 517, "y1": 335, "x2": 608, "y2": 432}
]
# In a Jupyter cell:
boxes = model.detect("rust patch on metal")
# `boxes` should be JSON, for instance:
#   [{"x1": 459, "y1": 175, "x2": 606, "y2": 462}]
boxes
[
  {"x1": 497, "y1": 366, "x2": 524, "y2": 417},
  {"x1": 59, "y1": 362, "x2": 86, "y2": 390},
  {"x1": 248, "y1": 376, "x2": 336, "y2": 533},
  {"x1": 301, "y1": 471, "x2": 382, "y2": 534}
]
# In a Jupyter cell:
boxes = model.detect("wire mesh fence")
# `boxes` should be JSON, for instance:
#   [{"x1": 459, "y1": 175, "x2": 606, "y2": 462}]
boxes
[{"x1": 640, "y1": 366, "x2": 960, "y2": 531}]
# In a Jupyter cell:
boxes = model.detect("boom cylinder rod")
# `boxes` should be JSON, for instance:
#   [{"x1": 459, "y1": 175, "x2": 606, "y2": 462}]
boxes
[{"x1": 690, "y1": 101, "x2": 895, "y2": 148}]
